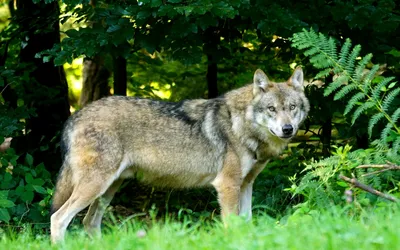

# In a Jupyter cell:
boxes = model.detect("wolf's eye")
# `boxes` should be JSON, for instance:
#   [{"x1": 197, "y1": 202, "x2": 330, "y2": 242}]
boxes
[
  {"x1": 268, "y1": 106, "x2": 276, "y2": 112},
  {"x1": 290, "y1": 105, "x2": 296, "y2": 110}
]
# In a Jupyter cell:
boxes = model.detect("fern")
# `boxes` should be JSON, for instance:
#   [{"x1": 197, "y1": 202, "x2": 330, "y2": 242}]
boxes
[
  {"x1": 344, "y1": 92, "x2": 366, "y2": 115},
  {"x1": 291, "y1": 29, "x2": 400, "y2": 156},
  {"x1": 351, "y1": 101, "x2": 375, "y2": 125},
  {"x1": 324, "y1": 74, "x2": 348, "y2": 96},
  {"x1": 381, "y1": 123, "x2": 394, "y2": 147},
  {"x1": 362, "y1": 65, "x2": 381, "y2": 93},
  {"x1": 371, "y1": 77, "x2": 395, "y2": 101},
  {"x1": 345, "y1": 44, "x2": 361, "y2": 76},
  {"x1": 334, "y1": 83, "x2": 357, "y2": 101},
  {"x1": 382, "y1": 87, "x2": 400, "y2": 112},
  {"x1": 354, "y1": 53, "x2": 372, "y2": 83},
  {"x1": 368, "y1": 113, "x2": 385, "y2": 137},
  {"x1": 393, "y1": 137, "x2": 400, "y2": 155}
]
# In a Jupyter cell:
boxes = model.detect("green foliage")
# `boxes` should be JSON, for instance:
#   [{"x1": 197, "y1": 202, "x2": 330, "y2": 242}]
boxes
[
  {"x1": 291, "y1": 29, "x2": 400, "y2": 156},
  {"x1": 0, "y1": 149, "x2": 53, "y2": 226},
  {"x1": 289, "y1": 29, "x2": 400, "y2": 210},
  {"x1": 286, "y1": 145, "x2": 400, "y2": 209}
]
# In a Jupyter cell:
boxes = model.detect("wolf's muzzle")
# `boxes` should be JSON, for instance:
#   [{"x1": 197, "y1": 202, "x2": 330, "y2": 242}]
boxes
[{"x1": 282, "y1": 124, "x2": 294, "y2": 136}]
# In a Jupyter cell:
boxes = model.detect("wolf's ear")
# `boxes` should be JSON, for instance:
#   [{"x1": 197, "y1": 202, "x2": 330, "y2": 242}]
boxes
[
  {"x1": 253, "y1": 69, "x2": 273, "y2": 95},
  {"x1": 288, "y1": 67, "x2": 304, "y2": 91}
]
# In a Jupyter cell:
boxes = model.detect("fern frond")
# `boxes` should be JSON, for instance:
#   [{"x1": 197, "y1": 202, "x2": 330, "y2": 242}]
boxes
[
  {"x1": 315, "y1": 68, "x2": 332, "y2": 79},
  {"x1": 382, "y1": 87, "x2": 400, "y2": 112},
  {"x1": 324, "y1": 74, "x2": 348, "y2": 96},
  {"x1": 368, "y1": 112, "x2": 385, "y2": 137},
  {"x1": 380, "y1": 123, "x2": 394, "y2": 147},
  {"x1": 351, "y1": 101, "x2": 375, "y2": 124},
  {"x1": 334, "y1": 83, "x2": 358, "y2": 100},
  {"x1": 392, "y1": 137, "x2": 400, "y2": 156},
  {"x1": 310, "y1": 53, "x2": 333, "y2": 69},
  {"x1": 291, "y1": 29, "x2": 319, "y2": 50},
  {"x1": 345, "y1": 45, "x2": 361, "y2": 77},
  {"x1": 391, "y1": 108, "x2": 400, "y2": 125},
  {"x1": 317, "y1": 35, "x2": 337, "y2": 61},
  {"x1": 338, "y1": 39, "x2": 352, "y2": 68},
  {"x1": 326, "y1": 37, "x2": 337, "y2": 61},
  {"x1": 371, "y1": 77, "x2": 396, "y2": 101},
  {"x1": 291, "y1": 29, "x2": 400, "y2": 156},
  {"x1": 344, "y1": 92, "x2": 366, "y2": 115},
  {"x1": 304, "y1": 47, "x2": 320, "y2": 57},
  {"x1": 354, "y1": 53, "x2": 372, "y2": 83}
]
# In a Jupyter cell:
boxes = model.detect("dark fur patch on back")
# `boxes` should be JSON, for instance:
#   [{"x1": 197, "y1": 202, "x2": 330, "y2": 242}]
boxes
[{"x1": 156, "y1": 100, "x2": 197, "y2": 125}]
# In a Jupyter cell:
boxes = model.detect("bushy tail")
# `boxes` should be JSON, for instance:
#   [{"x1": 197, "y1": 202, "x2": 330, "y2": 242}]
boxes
[{"x1": 50, "y1": 165, "x2": 73, "y2": 215}]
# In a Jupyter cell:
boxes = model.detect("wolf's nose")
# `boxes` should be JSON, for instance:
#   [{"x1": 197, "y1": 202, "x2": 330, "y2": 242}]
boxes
[{"x1": 282, "y1": 124, "x2": 293, "y2": 135}]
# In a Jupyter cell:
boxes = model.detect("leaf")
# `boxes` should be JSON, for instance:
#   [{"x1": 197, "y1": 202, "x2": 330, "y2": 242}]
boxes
[
  {"x1": 150, "y1": 0, "x2": 162, "y2": 7},
  {"x1": 107, "y1": 25, "x2": 121, "y2": 33},
  {"x1": 33, "y1": 185, "x2": 47, "y2": 195},
  {"x1": 15, "y1": 186, "x2": 24, "y2": 196},
  {"x1": 0, "y1": 208, "x2": 10, "y2": 223},
  {"x1": 137, "y1": 11, "x2": 151, "y2": 20},
  {"x1": 388, "y1": 82, "x2": 397, "y2": 89},
  {"x1": 0, "y1": 191, "x2": 8, "y2": 200},
  {"x1": 25, "y1": 173, "x2": 34, "y2": 184},
  {"x1": 65, "y1": 29, "x2": 79, "y2": 38},
  {"x1": 336, "y1": 181, "x2": 348, "y2": 187},
  {"x1": 0, "y1": 199, "x2": 15, "y2": 208},
  {"x1": 32, "y1": 178, "x2": 45, "y2": 186},
  {"x1": 386, "y1": 49, "x2": 400, "y2": 57},
  {"x1": 42, "y1": 56, "x2": 51, "y2": 63},
  {"x1": 25, "y1": 153, "x2": 33, "y2": 166},
  {"x1": 20, "y1": 191, "x2": 34, "y2": 203}
]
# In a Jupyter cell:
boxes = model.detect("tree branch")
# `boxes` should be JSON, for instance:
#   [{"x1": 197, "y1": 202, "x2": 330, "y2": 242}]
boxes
[
  {"x1": 339, "y1": 175, "x2": 398, "y2": 202},
  {"x1": 356, "y1": 162, "x2": 400, "y2": 177}
]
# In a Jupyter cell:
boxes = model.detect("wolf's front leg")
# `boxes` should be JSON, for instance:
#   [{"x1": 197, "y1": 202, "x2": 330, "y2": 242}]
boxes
[
  {"x1": 239, "y1": 183, "x2": 253, "y2": 219},
  {"x1": 212, "y1": 150, "x2": 242, "y2": 223},
  {"x1": 239, "y1": 164, "x2": 266, "y2": 220}
]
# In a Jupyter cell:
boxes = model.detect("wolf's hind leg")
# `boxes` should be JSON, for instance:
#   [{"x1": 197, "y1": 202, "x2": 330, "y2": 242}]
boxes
[
  {"x1": 50, "y1": 178, "x2": 114, "y2": 243},
  {"x1": 83, "y1": 178, "x2": 124, "y2": 237}
]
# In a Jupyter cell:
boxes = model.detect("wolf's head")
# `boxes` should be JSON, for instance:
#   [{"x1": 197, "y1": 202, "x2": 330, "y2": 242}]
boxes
[{"x1": 249, "y1": 67, "x2": 310, "y2": 141}]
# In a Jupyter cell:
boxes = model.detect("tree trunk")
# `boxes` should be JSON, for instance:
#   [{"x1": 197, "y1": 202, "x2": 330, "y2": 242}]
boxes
[
  {"x1": 79, "y1": 56, "x2": 111, "y2": 107},
  {"x1": 16, "y1": 0, "x2": 70, "y2": 172},
  {"x1": 321, "y1": 74, "x2": 333, "y2": 157},
  {"x1": 203, "y1": 27, "x2": 220, "y2": 99},
  {"x1": 113, "y1": 56, "x2": 127, "y2": 96},
  {"x1": 321, "y1": 119, "x2": 332, "y2": 157},
  {"x1": 206, "y1": 54, "x2": 218, "y2": 98}
]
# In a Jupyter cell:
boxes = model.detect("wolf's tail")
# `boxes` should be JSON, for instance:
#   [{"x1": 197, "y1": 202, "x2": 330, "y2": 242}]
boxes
[{"x1": 50, "y1": 164, "x2": 73, "y2": 215}]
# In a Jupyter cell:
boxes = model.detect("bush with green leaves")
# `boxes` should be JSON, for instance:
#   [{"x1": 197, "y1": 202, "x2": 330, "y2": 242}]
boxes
[
  {"x1": 286, "y1": 29, "x2": 400, "y2": 209},
  {"x1": 0, "y1": 149, "x2": 53, "y2": 228}
]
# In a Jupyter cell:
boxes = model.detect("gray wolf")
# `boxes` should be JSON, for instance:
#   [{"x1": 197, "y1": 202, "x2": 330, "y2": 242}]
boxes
[{"x1": 50, "y1": 68, "x2": 309, "y2": 242}]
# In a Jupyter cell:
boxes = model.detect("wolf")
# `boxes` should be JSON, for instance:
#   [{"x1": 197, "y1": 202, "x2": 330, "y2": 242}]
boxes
[{"x1": 50, "y1": 67, "x2": 309, "y2": 242}]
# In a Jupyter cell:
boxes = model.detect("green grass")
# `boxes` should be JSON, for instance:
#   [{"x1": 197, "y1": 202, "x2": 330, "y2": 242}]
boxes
[{"x1": 1, "y1": 206, "x2": 399, "y2": 249}]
